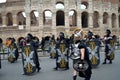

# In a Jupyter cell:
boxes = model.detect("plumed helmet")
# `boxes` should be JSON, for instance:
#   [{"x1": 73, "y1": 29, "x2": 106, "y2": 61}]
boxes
[
  {"x1": 74, "y1": 28, "x2": 85, "y2": 41},
  {"x1": 74, "y1": 28, "x2": 82, "y2": 37}
]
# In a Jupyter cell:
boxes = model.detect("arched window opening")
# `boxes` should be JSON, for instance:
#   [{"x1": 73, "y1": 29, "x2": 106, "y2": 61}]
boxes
[
  {"x1": 56, "y1": 11, "x2": 64, "y2": 26},
  {"x1": 112, "y1": 13, "x2": 116, "y2": 28},
  {"x1": 30, "y1": 10, "x2": 39, "y2": 26},
  {"x1": 0, "y1": 14, "x2": 2, "y2": 26},
  {"x1": 69, "y1": 10, "x2": 77, "y2": 27},
  {"x1": 17, "y1": 11, "x2": 26, "y2": 25},
  {"x1": 118, "y1": 7, "x2": 120, "y2": 13},
  {"x1": 93, "y1": 11, "x2": 99, "y2": 28},
  {"x1": 103, "y1": 12, "x2": 108, "y2": 24},
  {"x1": 119, "y1": 15, "x2": 120, "y2": 28},
  {"x1": 81, "y1": 12, "x2": 88, "y2": 28},
  {"x1": 7, "y1": 13, "x2": 13, "y2": 26},
  {"x1": 81, "y1": 2, "x2": 88, "y2": 10},
  {"x1": 56, "y1": 2, "x2": 64, "y2": 10},
  {"x1": 43, "y1": 10, "x2": 52, "y2": 25}
]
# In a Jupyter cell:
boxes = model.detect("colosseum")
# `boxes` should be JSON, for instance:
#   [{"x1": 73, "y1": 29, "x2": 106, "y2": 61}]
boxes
[{"x1": 0, "y1": 0, "x2": 120, "y2": 41}]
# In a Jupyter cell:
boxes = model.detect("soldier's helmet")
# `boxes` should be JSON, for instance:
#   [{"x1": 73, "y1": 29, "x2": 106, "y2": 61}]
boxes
[
  {"x1": 51, "y1": 35, "x2": 55, "y2": 40},
  {"x1": 74, "y1": 28, "x2": 85, "y2": 41},
  {"x1": 26, "y1": 33, "x2": 33, "y2": 43},
  {"x1": 87, "y1": 31, "x2": 93, "y2": 39},
  {"x1": 106, "y1": 29, "x2": 111, "y2": 35},
  {"x1": 59, "y1": 32, "x2": 65, "y2": 40}
]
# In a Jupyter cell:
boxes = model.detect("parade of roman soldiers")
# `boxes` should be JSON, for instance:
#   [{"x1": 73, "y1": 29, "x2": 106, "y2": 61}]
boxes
[{"x1": 0, "y1": 28, "x2": 117, "y2": 80}]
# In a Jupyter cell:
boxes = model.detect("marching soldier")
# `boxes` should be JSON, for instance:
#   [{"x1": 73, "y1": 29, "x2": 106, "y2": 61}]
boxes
[
  {"x1": 54, "y1": 32, "x2": 69, "y2": 70},
  {"x1": 70, "y1": 28, "x2": 92, "y2": 80},
  {"x1": 6, "y1": 37, "x2": 19, "y2": 63},
  {"x1": 102, "y1": 29, "x2": 115, "y2": 64},
  {"x1": 86, "y1": 31, "x2": 101, "y2": 67},
  {"x1": 0, "y1": 38, "x2": 3, "y2": 69},
  {"x1": 48, "y1": 35, "x2": 57, "y2": 58},
  {"x1": 26, "y1": 33, "x2": 41, "y2": 72},
  {"x1": 21, "y1": 33, "x2": 41, "y2": 75}
]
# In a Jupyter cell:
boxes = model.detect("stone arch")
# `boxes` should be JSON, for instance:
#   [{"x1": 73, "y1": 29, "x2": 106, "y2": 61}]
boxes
[
  {"x1": 69, "y1": 10, "x2": 77, "y2": 27},
  {"x1": 111, "y1": 13, "x2": 116, "y2": 28},
  {"x1": 93, "y1": 11, "x2": 99, "y2": 28},
  {"x1": 56, "y1": 10, "x2": 65, "y2": 26},
  {"x1": 56, "y1": 2, "x2": 64, "y2": 10},
  {"x1": 81, "y1": 12, "x2": 88, "y2": 28},
  {"x1": 30, "y1": 10, "x2": 39, "y2": 26},
  {"x1": 43, "y1": 10, "x2": 52, "y2": 26},
  {"x1": 6, "y1": 13, "x2": 13, "y2": 26},
  {"x1": 81, "y1": 1, "x2": 88, "y2": 9},
  {"x1": 0, "y1": 13, "x2": 2, "y2": 26},
  {"x1": 103, "y1": 12, "x2": 108, "y2": 24},
  {"x1": 17, "y1": 11, "x2": 26, "y2": 25}
]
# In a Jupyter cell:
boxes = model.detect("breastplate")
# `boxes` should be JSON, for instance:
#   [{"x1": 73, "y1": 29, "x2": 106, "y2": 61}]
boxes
[{"x1": 71, "y1": 44, "x2": 80, "y2": 59}]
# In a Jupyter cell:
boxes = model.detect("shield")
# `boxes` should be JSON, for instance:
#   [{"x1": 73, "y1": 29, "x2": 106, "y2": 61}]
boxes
[
  {"x1": 87, "y1": 40, "x2": 100, "y2": 67},
  {"x1": 21, "y1": 45, "x2": 36, "y2": 75},
  {"x1": 49, "y1": 40, "x2": 56, "y2": 58},
  {"x1": 73, "y1": 60, "x2": 89, "y2": 72},
  {"x1": 7, "y1": 44, "x2": 18, "y2": 63},
  {"x1": 107, "y1": 39, "x2": 115, "y2": 60},
  {"x1": 57, "y1": 41, "x2": 68, "y2": 69}
]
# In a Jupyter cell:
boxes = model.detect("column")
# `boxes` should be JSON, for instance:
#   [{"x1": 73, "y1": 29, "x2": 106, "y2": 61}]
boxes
[
  {"x1": 39, "y1": 12, "x2": 44, "y2": 37},
  {"x1": 116, "y1": 14, "x2": 119, "y2": 28},
  {"x1": 108, "y1": 14, "x2": 112, "y2": 28},
  {"x1": 65, "y1": 0, "x2": 69, "y2": 29},
  {"x1": 25, "y1": 0, "x2": 31, "y2": 32},
  {"x1": 13, "y1": 14, "x2": 18, "y2": 26},
  {"x1": 52, "y1": 11, "x2": 57, "y2": 37},
  {"x1": 25, "y1": 12, "x2": 30, "y2": 32},
  {"x1": 77, "y1": 0, "x2": 81, "y2": 28},
  {"x1": 89, "y1": 13, "x2": 93, "y2": 28},
  {"x1": 88, "y1": 0, "x2": 93, "y2": 29},
  {"x1": 2, "y1": 16, "x2": 7, "y2": 27},
  {"x1": 99, "y1": 13, "x2": 103, "y2": 29}
]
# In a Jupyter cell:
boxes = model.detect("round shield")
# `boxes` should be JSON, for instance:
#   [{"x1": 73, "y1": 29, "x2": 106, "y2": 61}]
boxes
[{"x1": 73, "y1": 60, "x2": 89, "y2": 72}]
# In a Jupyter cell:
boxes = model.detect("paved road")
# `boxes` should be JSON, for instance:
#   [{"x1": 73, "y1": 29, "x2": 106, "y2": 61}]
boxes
[{"x1": 0, "y1": 50, "x2": 120, "y2": 80}]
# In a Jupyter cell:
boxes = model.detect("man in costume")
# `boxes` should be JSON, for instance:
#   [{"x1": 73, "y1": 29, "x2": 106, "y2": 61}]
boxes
[
  {"x1": 48, "y1": 35, "x2": 56, "y2": 58},
  {"x1": 54, "y1": 32, "x2": 69, "y2": 70},
  {"x1": 0, "y1": 38, "x2": 2, "y2": 69},
  {"x1": 26, "y1": 33, "x2": 41, "y2": 72},
  {"x1": 102, "y1": 29, "x2": 115, "y2": 64},
  {"x1": 21, "y1": 33, "x2": 41, "y2": 75},
  {"x1": 85, "y1": 31, "x2": 101, "y2": 67},
  {"x1": 70, "y1": 28, "x2": 92, "y2": 80},
  {"x1": 7, "y1": 37, "x2": 19, "y2": 63}
]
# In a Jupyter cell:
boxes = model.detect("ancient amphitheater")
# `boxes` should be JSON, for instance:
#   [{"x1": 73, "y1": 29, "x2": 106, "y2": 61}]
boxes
[{"x1": 0, "y1": 0, "x2": 120, "y2": 41}]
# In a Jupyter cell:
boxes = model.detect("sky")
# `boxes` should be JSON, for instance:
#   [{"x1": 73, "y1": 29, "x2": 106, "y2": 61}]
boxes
[{"x1": 0, "y1": 0, "x2": 6, "y2": 3}]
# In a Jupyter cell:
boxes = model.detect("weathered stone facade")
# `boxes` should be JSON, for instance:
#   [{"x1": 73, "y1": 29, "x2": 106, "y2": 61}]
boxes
[{"x1": 0, "y1": 0, "x2": 119, "y2": 42}]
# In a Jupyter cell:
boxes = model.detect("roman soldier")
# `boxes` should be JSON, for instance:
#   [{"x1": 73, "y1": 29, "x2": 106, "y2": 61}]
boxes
[
  {"x1": 48, "y1": 35, "x2": 56, "y2": 58},
  {"x1": 54, "y1": 32, "x2": 69, "y2": 70},
  {"x1": 21, "y1": 33, "x2": 41, "y2": 75},
  {"x1": 85, "y1": 31, "x2": 101, "y2": 67},
  {"x1": 7, "y1": 38, "x2": 19, "y2": 63},
  {"x1": 102, "y1": 29, "x2": 115, "y2": 64},
  {"x1": 70, "y1": 28, "x2": 92, "y2": 80}
]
